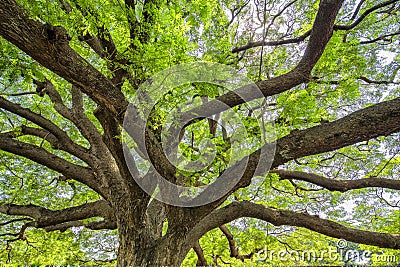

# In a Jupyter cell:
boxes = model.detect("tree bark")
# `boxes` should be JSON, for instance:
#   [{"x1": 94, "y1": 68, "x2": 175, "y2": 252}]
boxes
[
  {"x1": 116, "y1": 210, "x2": 188, "y2": 266},
  {"x1": 117, "y1": 233, "x2": 186, "y2": 267}
]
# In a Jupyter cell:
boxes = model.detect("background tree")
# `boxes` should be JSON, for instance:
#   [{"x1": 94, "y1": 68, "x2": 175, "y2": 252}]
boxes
[{"x1": 0, "y1": 0, "x2": 399, "y2": 265}]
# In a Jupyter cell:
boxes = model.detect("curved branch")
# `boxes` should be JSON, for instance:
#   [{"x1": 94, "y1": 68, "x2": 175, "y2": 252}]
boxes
[
  {"x1": 359, "y1": 30, "x2": 400, "y2": 45},
  {"x1": 182, "y1": 0, "x2": 345, "y2": 125},
  {"x1": 219, "y1": 225, "x2": 238, "y2": 258},
  {"x1": 186, "y1": 201, "x2": 400, "y2": 252},
  {"x1": 0, "y1": 133, "x2": 98, "y2": 190},
  {"x1": 313, "y1": 76, "x2": 400, "y2": 85},
  {"x1": 44, "y1": 219, "x2": 117, "y2": 232},
  {"x1": 8, "y1": 125, "x2": 91, "y2": 163},
  {"x1": 182, "y1": 97, "x2": 400, "y2": 238},
  {"x1": 233, "y1": 0, "x2": 400, "y2": 53},
  {"x1": 219, "y1": 225, "x2": 255, "y2": 260},
  {"x1": 271, "y1": 97, "x2": 400, "y2": 167},
  {"x1": 359, "y1": 76, "x2": 400, "y2": 85},
  {"x1": 0, "y1": 218, "x2": 32, "y2": 227},
  {"x1": 0, "y1": 200, "x2": 115, "y2": 230},
  {"x1": 334, "y1": 0, "x2": 400, "y2": 31},
  {"x1": 232, "y1": 0, "x2": 304, "y2": 53},
  {"x1": 271, "y1": 170, "x2": 400, "y2": 192},
  {"x1": 193, "y1": 95, "x2": 400, "y2": 219},
  {"x1": 62, "y1": 1, "x2": 129, "y2": 87},
  {"x1": 350, "y1": 0, "x2": 367, "y2": 21},
  {"x1": 0, "y1": 0, "x2": 128, "y2": 120},
  {"x1": 0, "y1": 96, "x2": 95, "y2": 164},
  {"x1": 193, "y1": 241, "x2": 208, "y2": 267},
  {"x1": 232, "y1": 97, "x2": 400, "y2": 191},
  {"x1": 232, "y1": 29, "x2": 311, "y2": 53},
  {"x1": 0, "y1": 96, "x2": 70, "y2": 141},
  {"x1": 37, "y1": 80, "x2": 105, "y2": 149}
]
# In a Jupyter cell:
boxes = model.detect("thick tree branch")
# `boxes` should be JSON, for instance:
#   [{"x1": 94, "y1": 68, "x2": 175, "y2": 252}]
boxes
[
  {"x1": 219, "y1": 225, "x2": 238, "y2": 258},
  {"x1": 0, "y1": 96, "x2": 95, "y2": 164},
  {"x1": 185, "y1": 201, "x2": 400, "y2": 253},
  {"x1": 31, "y1": 82, "x2": 129, "y2": 199},
  {"x1": 78, "y1": 27, "x2": 118, "y2": 62},
  {"x1": 182, "y1": 0, "x2": 345, "y2": 124},
  {"x1": 0, "y1": 0, "x2": 128, "y2": 120},
  {"x1": 61, "y1": 0, "x2": 121, "y2": 63},
  {"x1": 44, "y1": 219, "x2": 117, "y2": 232},
  {"x1": 94, "y1": 106, "x2": 147, "y2": 199},
  {"x1": 12, "y1": 125, "x2": 92, "y2": 163},
  {"x1": 0, "y1": 96, "x2": 71, "y2": 141},
  {"x1": 232, "y1": 97, "x2": 400, "y2": 192},
  {"x1": 63, "y1": 1, "x2": 129, "y2": 88},
  {"x1": 0, "y1": 200, "x2": 114, "y2": 230},
  {"x1": 188, "y1": 96, "x2": 400, "y2": 224},
  {"x1": 271, "y1": 97, "x2": 400, "y2": 167},
  {"x1": 271, "y1": 170, "x2": 400, "y2": 192},
  {"x1": 78, "y1": 33, "x2": 108, "y2": 58},
  {"x1": 0, "y1": 133, "x2": 98, "y2": 190},
  {"x1": 36, "y1": 80, "x2": 105, "y2": 151}
]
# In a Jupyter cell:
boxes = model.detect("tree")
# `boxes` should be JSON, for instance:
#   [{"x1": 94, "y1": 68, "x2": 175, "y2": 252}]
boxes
[{"x1": 0, "y1": 0, "x2": 399, "y2": 265}]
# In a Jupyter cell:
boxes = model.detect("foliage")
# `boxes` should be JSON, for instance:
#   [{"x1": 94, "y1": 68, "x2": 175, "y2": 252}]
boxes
[{"x1": 0, "y1": 0, "x2": 399, "y2": 265}]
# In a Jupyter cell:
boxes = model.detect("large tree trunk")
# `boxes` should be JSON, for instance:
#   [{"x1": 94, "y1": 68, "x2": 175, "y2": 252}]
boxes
[
  {"x1": 117, "y1": 231, "x2": 187, "y2": 266},
  {"x1": 114, "y1": 196, "x2": 189, "y2": 266}
]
